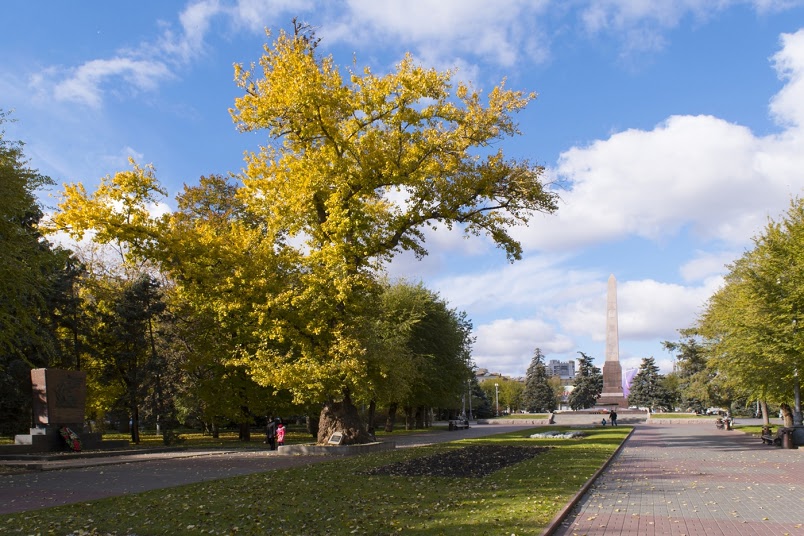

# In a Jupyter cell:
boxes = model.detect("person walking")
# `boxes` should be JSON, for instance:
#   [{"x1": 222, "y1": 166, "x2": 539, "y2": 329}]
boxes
[{"x1": 610, "y1": 409, "x2": 618, "y2": 426}]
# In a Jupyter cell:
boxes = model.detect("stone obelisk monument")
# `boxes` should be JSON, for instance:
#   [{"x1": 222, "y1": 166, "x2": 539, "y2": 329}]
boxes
[{"x1": 598, "y1": 274, "x2": 626, "y2": 407}]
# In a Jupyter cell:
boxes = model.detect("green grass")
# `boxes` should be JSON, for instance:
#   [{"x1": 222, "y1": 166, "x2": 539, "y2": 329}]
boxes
[{"x1": 0, "y1": 426, "x2": 630, "y2": 535}]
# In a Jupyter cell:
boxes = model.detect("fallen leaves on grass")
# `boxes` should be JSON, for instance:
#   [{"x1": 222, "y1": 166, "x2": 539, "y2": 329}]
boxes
[{"x1": 364, "y1": 445, "x2": 550, "y2": 478}]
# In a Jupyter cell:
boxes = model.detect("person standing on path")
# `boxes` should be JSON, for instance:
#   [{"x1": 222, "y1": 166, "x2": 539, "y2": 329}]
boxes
[
  {"x1": 264, "y1": 419, "x2": 277, "y2": 450},
  {"x1": 276, "y1": 422, "x2": 286, "y2": 446},
  {"x1": 609, "y1": 409, "x2": 618, "y2": 426}
]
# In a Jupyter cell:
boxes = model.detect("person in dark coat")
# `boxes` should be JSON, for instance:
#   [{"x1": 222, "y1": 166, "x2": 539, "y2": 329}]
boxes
[
  {"x1": 264, "y1": 418, "x2": 277, "y2": 450},
  {"x1": 610, "y1": 409, "x2": 618, "y2": 426}
]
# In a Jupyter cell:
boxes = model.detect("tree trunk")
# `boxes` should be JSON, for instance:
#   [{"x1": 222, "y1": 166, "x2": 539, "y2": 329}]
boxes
[
  {"x1": 211, "y1": 422, "x2": 219, "y2": 439},
  {"x1": 760, "y1": 399, "x2": 770, "y2": 426},
  {"x1": 366, "y1": 399, "x2": 377, "y2": 437},
  {"x1": 385, "y1": 402, "x2": 398, "y2": 432},
  {"x1": 238, "y1": 405, "x2": 251, "y2": 441},
  {"x1": 415, "y1": 406, "x2": 424, "y2": 429},
  {"x1": 306, "y1": 412, "x2": 320, "y2": 440},
  {"x1": 404, "y1": 406, "x2": 414, "y2": 430},
  {"x1": 317, "y1": 390, "x2": 373, "y2": 445},
  {"x1": 239, "y1": 421, "x2": 251, "y2": 441},
  {"x1": 130, "y1": 401, "x2": 140, "y2": 444},
  {"x1": 781, "y1": 403, "x2": 794, "y2": 428}
]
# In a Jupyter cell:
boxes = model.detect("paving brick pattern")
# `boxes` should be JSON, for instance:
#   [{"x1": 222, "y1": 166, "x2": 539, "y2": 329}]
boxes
[{"x1": 552, "y1": 423, "x2": 804, "y2": 536}]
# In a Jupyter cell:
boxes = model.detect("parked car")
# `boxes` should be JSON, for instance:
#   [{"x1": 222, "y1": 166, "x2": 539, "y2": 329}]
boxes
[{"x1": 706, "y1": 407, "x2": 727, "y2": 415}]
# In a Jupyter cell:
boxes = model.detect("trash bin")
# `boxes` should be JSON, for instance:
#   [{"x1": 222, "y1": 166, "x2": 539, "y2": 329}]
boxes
[{"x1": 781, "y1": 428, "x2": 795, "y2": 449}]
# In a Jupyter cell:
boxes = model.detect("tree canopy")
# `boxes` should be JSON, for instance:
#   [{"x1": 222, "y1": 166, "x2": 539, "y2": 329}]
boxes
[
  {"x1": 49, "y1": 22, "x2": 558, "y2": 442},
  {"x1": 695, "y1": 197, "x2": 804, "y2": 411}
]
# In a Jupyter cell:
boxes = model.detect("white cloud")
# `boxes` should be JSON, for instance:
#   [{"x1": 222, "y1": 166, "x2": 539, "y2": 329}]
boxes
[
  {"x1": 679, "y1": 251, "x2": 735, "y2": 282},
  {"x1": 229, "y1": 0, "x2": 313, "y2": 33},
  {"x1": 52, "y1": 58, "x2": 172, "y2": 108},
  {"x1": 578, "y1": 1, "x2": 804, "y2": 54},
  {"x1": 37, "y1": 0, "x2": 230, "y2": 108},
  {"x1": 770, "y1": 29, "x2": 804, "y2": 128},
  {"x1": 472, "y1": 317, "x2": 575, "y2": 376},
  {"x1": 514, "y1": 109, "x2": 804, "y2": 253},
  {"x1": 326, "y1": 0, "x2": 550, "y2": 68}
]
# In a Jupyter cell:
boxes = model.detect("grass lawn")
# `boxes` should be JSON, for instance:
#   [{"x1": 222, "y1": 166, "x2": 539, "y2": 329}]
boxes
[{"x1": 0, "y1": 426, "x2": 630, "y2": 535}]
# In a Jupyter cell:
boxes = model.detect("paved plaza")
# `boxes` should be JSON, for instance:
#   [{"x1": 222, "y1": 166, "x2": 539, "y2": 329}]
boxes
[{"x1": 552, "y1": 423, "x2": 803, "y2": 535}]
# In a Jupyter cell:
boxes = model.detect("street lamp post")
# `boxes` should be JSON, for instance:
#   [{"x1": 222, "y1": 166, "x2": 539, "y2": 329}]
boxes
[
  {"x1": 495, "y1": 383, "x2": 500, "y2": 417},
  {"x1": 467, "y1": 380, "x2": 473, "y2": 421}
]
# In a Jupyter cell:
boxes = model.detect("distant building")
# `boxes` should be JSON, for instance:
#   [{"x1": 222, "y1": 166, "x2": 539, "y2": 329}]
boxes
[{"x1": 546, "y1": 359, "x2": 575, "y2": 379}]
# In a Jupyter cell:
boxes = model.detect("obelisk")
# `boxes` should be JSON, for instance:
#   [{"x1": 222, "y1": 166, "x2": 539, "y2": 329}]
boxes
[{"x1": 599, "y1": 274, "x2": 625, "y2": 407}]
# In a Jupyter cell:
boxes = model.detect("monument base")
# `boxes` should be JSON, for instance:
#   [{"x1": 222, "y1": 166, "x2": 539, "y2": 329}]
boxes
[
  {"x1": 596, "y1": 395, "x2": 628, "y2": 408},
  {"x1": 12, "y1": 426, "x2": 129, "y2": 453}
]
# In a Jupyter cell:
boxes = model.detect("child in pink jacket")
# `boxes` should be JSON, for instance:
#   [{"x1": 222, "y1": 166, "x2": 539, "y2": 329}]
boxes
[{"x1": 276, "y1": 422, "x2": 286, "y2": 446}]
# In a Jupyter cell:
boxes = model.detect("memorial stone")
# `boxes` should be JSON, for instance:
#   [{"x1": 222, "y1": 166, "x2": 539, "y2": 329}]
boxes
[{"x1": 598, "y1": 275, "x2": 627, "y2": 408}]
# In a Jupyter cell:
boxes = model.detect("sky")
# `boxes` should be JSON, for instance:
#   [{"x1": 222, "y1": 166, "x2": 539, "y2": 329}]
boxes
[{"x1": 4, "y1": 1, "x2": 804, "y2": 379}]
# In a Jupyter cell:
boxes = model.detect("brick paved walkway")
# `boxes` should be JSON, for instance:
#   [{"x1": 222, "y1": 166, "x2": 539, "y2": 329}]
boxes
[{"x1": 552, "y1": 423, "x2": 804, "y2": 536}]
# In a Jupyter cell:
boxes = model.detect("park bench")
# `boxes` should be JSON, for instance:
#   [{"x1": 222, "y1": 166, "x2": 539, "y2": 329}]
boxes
[
  {"x1": 448, "y1": 419, "x2": 469, "y2": 431},
  {"x1": 760, "y1": 426, "x2": 792, "y2": 446}
]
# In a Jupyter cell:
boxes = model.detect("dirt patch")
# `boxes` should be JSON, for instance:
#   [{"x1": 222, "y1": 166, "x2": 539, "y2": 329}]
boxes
[{"x1": 365, "y1": 444, "x2": 550, "y2": 478}]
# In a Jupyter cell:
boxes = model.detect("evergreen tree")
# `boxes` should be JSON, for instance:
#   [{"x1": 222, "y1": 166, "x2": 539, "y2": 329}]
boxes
[
  {"x1": 569, "y1": 351, "x2": 602, "y2": 410},
  {"x1": 628, "y1": 357, "x2": 673, "y2": 411},
  {"x1": 521, "y1": 348, "x2": 557, "y2": 412}
]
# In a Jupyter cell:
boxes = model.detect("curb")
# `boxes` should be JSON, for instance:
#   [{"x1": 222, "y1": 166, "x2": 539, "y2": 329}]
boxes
[{"x1": 540, "y1": 427, "x2": 635, "y2": 536}]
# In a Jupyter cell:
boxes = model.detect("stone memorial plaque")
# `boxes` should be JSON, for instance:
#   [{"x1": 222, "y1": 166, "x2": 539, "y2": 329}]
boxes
[
  {"x1": 31, "y1": 369, "x2": 87, "y2": 426},
  {"x1": 327, "y1": 432, "x2": 344, "y2": 445}
]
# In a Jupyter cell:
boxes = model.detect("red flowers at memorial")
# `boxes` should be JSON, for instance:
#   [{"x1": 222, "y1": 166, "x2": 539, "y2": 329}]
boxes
[{"x1": 59, "y1": 426, "x2": 82, "y2": 452}]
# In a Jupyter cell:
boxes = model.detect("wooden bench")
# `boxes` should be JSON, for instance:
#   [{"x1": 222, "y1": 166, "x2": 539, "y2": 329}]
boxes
[
  {"x1": 448, "y1": 419, "x2": 469, "y2": 431},
  {"x1": 761, "y1": 426, "x2": 791, "y2": 446}
]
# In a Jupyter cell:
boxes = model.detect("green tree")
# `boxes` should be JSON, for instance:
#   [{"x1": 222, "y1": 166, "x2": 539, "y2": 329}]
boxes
[
  {"x1": 396, "y1": 293, "x2": 474, "y2": 431},
  {"x1": 469, "y1": 377, "x2": 494, "y2": 418},
  {"x1": 695, "y1": 197, "x2": 804, "y2": 424},
  {"x1": 106, "y1": 274, "x2": 167, "y2": 443},
  {"x1": 521, "y1": 348, "x2": 557, "y2": 412},
  {"x1": 0, "y1": 112, "x2": 84, "y2": 435},
  {"x1": 662, "y1": 333, "x2": 717, "y2": 413},
  {"x1": 627, "y1": 357, "x2": 674, "y2": 411},
  {"x1": 481, "y1": 377, "x2": 524, "y2": 414},
  {"x1": 568, "y1": 352, "x2": 602, "y2": 410}
]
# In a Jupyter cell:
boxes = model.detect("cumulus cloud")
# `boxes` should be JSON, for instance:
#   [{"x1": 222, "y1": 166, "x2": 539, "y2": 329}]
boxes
[
  {"x1": 325, "y1": 0, "x2": 550, "y2": 68},
  {"x1": 52, "y1": 58, "x2": 172, "y2": 108},
  {"x1": 472, "y1": 317, "x2": 575, "y2": 376},
  {"x1": 577, "y1": 0, "x2": 803, "y2": 53}
]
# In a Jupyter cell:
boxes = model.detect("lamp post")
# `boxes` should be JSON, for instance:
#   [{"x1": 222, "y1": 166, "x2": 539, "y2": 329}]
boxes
[
  {"x1": 793, "y1": 318, "x2": 803, "y2": 427},
  {"x1": 467, "y1": 379, "x2": 473, "y2": 421},
  {"x1": 495, "y1": 383, "x2": 500, "y2": 417}
]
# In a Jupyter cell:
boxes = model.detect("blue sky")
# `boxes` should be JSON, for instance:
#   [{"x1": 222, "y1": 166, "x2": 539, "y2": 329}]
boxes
[{"x1": 4, "y1": 1, "x2": 804, "y2": 378}]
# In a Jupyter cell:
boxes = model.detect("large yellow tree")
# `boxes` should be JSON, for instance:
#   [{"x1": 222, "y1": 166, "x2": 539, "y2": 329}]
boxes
[
  {"x1": 51, "y1": 22, "x2": 558, "y2": 444},
  {"x1": 229, "y1": 22, "x2": 557, "y2": 442}
]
